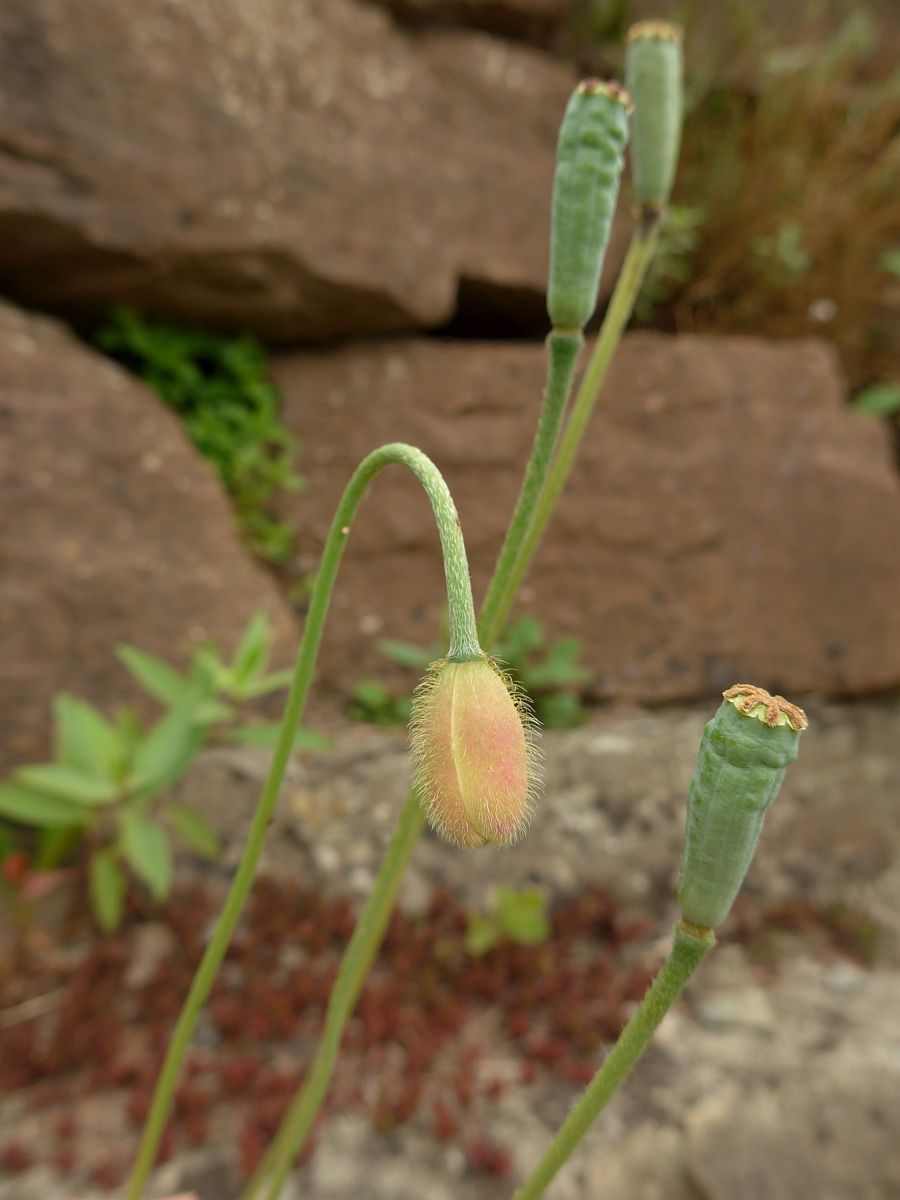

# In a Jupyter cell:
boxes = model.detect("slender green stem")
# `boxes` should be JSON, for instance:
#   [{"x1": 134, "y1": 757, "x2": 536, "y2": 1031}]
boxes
[
  {"x1": 511, "y1": 922, "x2": 714, "y2": 1200},
  {"x1": 478, "y1": 329, "x2": 582, "y2": 648},
  {"x1": 487, "y1": 219, "x2": 661, "y2": 640},
  {"x1": 239, "y1": 232, "x2": 659, "y2": 1198},
  {"x1": 250, "y1": 792, "x2": 425, "y2": 1200},
  {"x1": 243, "y1": 333, "x2": 582, "y2": 1196},
  {"x1": 124, "y1": 444, "x2": 476, "y2": 1200}
]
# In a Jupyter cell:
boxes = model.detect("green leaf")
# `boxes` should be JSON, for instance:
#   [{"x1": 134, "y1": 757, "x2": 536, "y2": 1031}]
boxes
[
  {"x1": 229, "y1": 723, "x2": 332, "y2": 753},
  {"x1": 15, "y1": 765, "x2": 119, "y2": 806},
  {"x1": 352, "y1": 681, "x2": 391, "y2": 709},
  {"x1": 193, "y1": 699, "x2": 236, "y2": 727},
  {"x1": 116, "y1": 645, "x2": 189, "y2": 705},
  {"x1": 464, "y1": 914, "x2": 500, "y2": 957},
  {"x1": 498, "y1": 616, "x2": 543, "y2": 666},
  {"x1": 241, "y1": 669, "x2": 293, "y2": 698},
  {"x1": 192, "y1": 644, "x2": 230, "y2": 690},
  {"x1": 525, "y1": 637, "x2": 590, "y2": 688},
  {"x1": 377, "y1": 639, "x2": 435, "y2": 669},
  {"x1": 851, "y1": 382, "x2": 900, "y2": 417},
  {"x1": 89, "y1": 850, "x2": 126, "y2": 931},
  {"x1": 231, "y1": 612, "x2": 271, "y2": 690},
  {"x1": 536, "y1": 691, "x2": 586, "y2": 730},
  {"x1": 496, "y1": 887, "x2": 551, "y2": 946},
  {"x1": 0, "y1": 785, "x2": 91, "y2": 829},
  {"x1": 34, "y1": 826, "x2": 83, "y2": 870},
  {"x1": 130, "y1": 696, "x2": 205, "y2": 797},
  {"x1": 53, "y1": 694, "x2": 121, "y2": 779},
  {"x1": 167, "y1": 804, "x2": 220, "y2": 859},
  {"x1": 119, "y1": 812, "x2": 173, "y2": 901},
  {"x1": 0, "y1": 825, "x2": 15, "y2": 861}
]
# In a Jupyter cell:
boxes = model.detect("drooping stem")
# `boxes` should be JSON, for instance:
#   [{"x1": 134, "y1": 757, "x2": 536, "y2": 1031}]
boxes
[
  {"x1": 511, "y1": 921, "x2": 714, "y2": 1200},
  {"x1": 478, "y1": 329, "x2": 582, "y2": 647},
  {"x1": 242, "y1": 337, "x2": 581, "y2": 1200},
  {"x1": 239, "y1": 232, "x2": 659, "y2": 1199},
  {"x1": 124, "y1": 444, "x2": 477, "y2": 1200},
  {"x1": 485, "y1": 218, "x2": 661, "y2": 641}
]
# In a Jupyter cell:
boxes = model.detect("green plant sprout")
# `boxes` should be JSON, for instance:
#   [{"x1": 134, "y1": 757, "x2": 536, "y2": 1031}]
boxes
[
  {"x1": 852, "y1": 381, "x2": 900, "y2": 418},
  {"x1": 355, "y1": 615, "x2": 590, "y2": 729},
  {"x1": 96, "y1": 312, "x2": 302, "y2": 564},
  {"x1": 347, "y1": 678, "x2": 413, "y2": 727},
  {"x1": 120, "y1": 22, "x2": 797, "y2": 1200},
  {"x1": 0, "y1": 613, "x2": 326, "y2": 930},
  {"x1": 465, "y1": 886, "x2": 552, "y2": 957},
  {"x1": 0, "y1": 689, "x2": 210, "y2": 931}
]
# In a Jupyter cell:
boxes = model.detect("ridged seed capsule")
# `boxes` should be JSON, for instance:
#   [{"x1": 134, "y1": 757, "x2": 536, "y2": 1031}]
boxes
[
  {"x1": 625, "y1": 21, "x2": 684, "y2": 212},
  {"x1": 677, "y1": 684, "x2": 807, "y2": 931},
  {"x1": 547, "y1": 79, "x2": 631, "y2": 332}
]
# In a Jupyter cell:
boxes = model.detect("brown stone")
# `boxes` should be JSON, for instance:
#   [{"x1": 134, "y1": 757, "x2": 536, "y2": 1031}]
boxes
[
  {"x1": 272, "y1": 332, "x2": 900, "y2": 703},
  {"x1": 365, "y1": 0, "x2": 572, "y2": 43},
  {"x1": 0, "y1": 0, "x2": 627, "y2": 342},
  {"x1": 0, "y1": 301, "x2": 298, "y2": 772},
  {"x1": 687, "y1": 1057, "x2": 900, "y2": 1200}
]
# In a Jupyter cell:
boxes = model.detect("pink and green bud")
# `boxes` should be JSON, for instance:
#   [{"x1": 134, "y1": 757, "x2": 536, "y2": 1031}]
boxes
[{"x1": 410, "y1": 657, "x2": 540, "y2": 849}]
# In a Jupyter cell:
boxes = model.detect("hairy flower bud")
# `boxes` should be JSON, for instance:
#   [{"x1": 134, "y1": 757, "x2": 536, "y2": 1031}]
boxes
[
  {"x1": 678, "y1": 684, "x2": 807, "y2": 931},
  {"x1": 410, "y1": 657, "x2": 540, "y2": 848}
]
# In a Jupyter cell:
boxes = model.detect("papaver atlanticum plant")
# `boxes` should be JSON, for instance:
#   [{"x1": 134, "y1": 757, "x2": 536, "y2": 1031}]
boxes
[{"x1": 124, "y1": 23, "x2": 807, "y2": 1200}]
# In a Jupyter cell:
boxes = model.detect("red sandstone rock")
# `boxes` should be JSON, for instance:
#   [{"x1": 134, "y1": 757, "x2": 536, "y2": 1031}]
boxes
[
  {"x1": 272, "y1": 332, "x2": 900, "y2": 702},
  {"x1": 0, "y1": 0, "x2": 627, "y2": 341},
  {"x1": 0, "y1": 301, "x2": 298, "y2": 771}
]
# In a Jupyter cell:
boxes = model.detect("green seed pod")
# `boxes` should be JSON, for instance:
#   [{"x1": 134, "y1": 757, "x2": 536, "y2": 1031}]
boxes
[
  {"x1": 625, "y1": 21, "x2": 684, "y2": 211},
  {"x1": 547, "y1": 79, "x2": 631, "y2": 332},
  {"x1": 409, "y1": 656, "x2": 541, "y2": 849},
  {"x1": 677, "y1": 685, "x2": 807, "y2": 931}
]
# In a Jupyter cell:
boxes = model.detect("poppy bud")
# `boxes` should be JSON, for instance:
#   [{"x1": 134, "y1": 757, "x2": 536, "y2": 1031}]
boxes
[
  {"x1": 547, "y1": 79, "x2": 631, "y2": 332},
  {"x1": 678, "y1": 684, "x2": 807, "y2": 931},
  {"x1": 410, "y1": 657, "x2": 540, "y2": 849},
  {"x1": 625, "y1": 21, "x2": 684, "y2": 211}
]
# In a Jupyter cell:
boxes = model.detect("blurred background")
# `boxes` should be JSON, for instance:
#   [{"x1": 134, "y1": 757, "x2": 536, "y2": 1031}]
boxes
[{"x1": 1, "y1": 1, "x2": 898, "y2": 1198}]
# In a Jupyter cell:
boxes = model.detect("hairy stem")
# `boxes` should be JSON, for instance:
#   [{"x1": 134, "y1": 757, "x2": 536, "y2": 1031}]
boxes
[
  {"x1": 240, "y1": 234, "x2": 660, "y2": 1195},
  {"x1": 242, "y1": 335, "x2": 581, "y2": 1198},
  {"x1": 511, "y1": 922, "x2": 714, "y2": 1200},
  {"x1": 488, "y1": 219, "x2": 661, "y2": 639},
  {"x1": 248, "y1": 792, "x2": 423, "y2": 1200},
  {"x1": 125, "y1": 444, "x2": 477, "y2": 1200},
  {"x1": 478, "y1": 329, "x2": 582, "y2": 648}
]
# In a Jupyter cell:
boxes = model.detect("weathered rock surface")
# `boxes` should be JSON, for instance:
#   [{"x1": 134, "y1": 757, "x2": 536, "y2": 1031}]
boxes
[
  {"x1": 273, "y1": 332, "x2": 900, "y2": 703},
  {"x1": 6, "y1": 699, "x2": 898, "y2": 1199},
  {"x1": 0, "y1": 0, "x2": 618, "y2": 342},
  {"x1": 0, "y1": 300, "x2": 298, "y2": 771},
  {"x1": 179, "y1": 699, "x2": 900, "y2": 939},
  {"x1": 365, "y1": 0, "x2": 572, "y2": 42}
]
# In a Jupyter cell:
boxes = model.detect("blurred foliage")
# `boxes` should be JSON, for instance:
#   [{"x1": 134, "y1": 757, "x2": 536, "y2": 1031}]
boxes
[
  {"x1": 350, "y1": 615, "x2": 590, "y2": 730},
  {"x1": 852, "y1": 382, "x2": 900, "y2": 417},
  {"x1": 96, "y1": 311, "x2": 302, "y2": 564},
  {"x1": 465, "y1": 886, "x2": 552, "y2": 956},
  {"x1": 577, "y1": 1, "x2": 899, "y2": 396},
  {"x1": 0, "y1": 614, "x2": 326, "y2": 930},
  {"x1": 635, "y1": 204, "x2": 705, "y2": 319}
]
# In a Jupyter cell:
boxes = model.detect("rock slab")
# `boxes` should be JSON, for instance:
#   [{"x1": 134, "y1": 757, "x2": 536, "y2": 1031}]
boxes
[
  {"x1": 273, "y1": 332, "x2": 900, "y2": 702},
  {"x1": 0, "y1": 0, "x2": 612, "y2": 341},
  {"x1": 0, "y1": 300, "x2": 297, "y2": 771}
]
